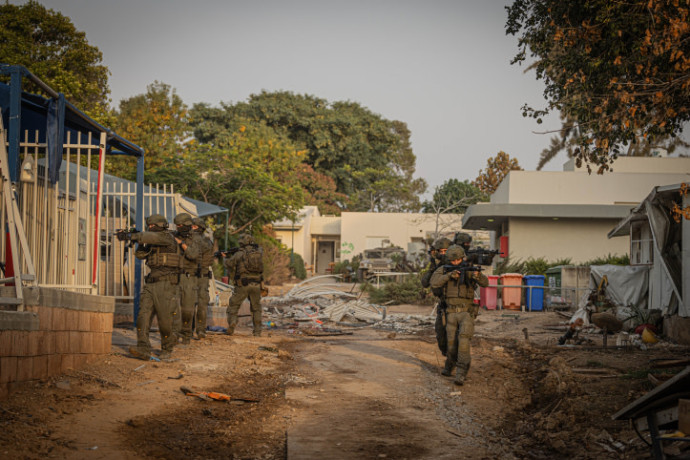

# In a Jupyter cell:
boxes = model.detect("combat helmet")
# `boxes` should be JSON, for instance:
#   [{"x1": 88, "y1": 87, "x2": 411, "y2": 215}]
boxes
[
  {"x1": 146, "y1": 214, "x2": 168, "y2": 229},
  {"x1": 454, "y1": 232, "x2": 472, "y2": 246},
  {"x1": 173, "y1": 212, "x2": 193, "y2": 226},
  {"x1": 192, "y1": 217, "x2": 206, "y2": 230},
  {"x1": 238, "y1": 234, "x2": 255, "y2": 246},
  {"x1": 433, "y1": 237, "x2": 452, "y2": 250},
  {"x1": 446, "y1": 245, "x2": 466, "y2": 261}
]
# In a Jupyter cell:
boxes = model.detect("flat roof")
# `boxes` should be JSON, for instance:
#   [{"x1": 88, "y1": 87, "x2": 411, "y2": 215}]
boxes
[{"x1": 462, "y1": 203, "x2": 634, "y2": 231}]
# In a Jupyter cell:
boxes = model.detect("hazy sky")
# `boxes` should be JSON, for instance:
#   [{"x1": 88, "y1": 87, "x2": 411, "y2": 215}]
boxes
[{"x1": 19, "y1": 0, "x2": 566, "y2": 195}]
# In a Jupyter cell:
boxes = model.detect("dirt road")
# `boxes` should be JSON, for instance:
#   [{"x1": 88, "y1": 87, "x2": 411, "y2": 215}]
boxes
[{"x1": 0, "y1": 308, "x2": 684, "y2": 459}]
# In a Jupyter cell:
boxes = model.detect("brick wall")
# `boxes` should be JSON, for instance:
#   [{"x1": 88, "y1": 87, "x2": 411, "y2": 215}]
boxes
[{"x1": 0, "y1": 288, "x2": 114, "y2": 399}]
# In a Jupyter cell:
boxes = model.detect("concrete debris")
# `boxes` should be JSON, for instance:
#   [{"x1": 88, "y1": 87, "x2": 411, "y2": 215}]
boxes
[{"x1": 261, "y1": 276, "x2": 435, "y2": 333}]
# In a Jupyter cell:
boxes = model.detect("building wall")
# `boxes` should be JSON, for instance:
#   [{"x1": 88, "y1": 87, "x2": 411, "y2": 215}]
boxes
[
  {"x1": 340, "y1": 212, "x2": 482, "y2": 261},
  {"x1": 508, "y1": 217, "x2": 629, "y2": 263},
  {"x1": 274, "y1": 226, "x2": 309, "y2": 263},
  {"x1": 494, "y1": 169, "x2": 690, "y2": 206}
]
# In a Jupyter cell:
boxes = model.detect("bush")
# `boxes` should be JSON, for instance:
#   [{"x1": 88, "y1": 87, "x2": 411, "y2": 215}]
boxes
[
  {"x1": 493, "y1": 254, "x2": 632, "y2": 276},
  {"x1": 584, "y1": 253, "x2": 630, "y2": 266},
  {"x1": 289, "y1": 252, "x2": 307, "y2": 280},
  {"x1": 263, "y1": 244, "x2": 292, "y2": 285},
  {"x1": 360, "y1": 275, "x2": 433, "y2": 305}
]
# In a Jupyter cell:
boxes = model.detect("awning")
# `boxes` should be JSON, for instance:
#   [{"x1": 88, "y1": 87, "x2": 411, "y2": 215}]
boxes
[{"x1": 462, "y1": 203, "x2": 634, "y2": 231}]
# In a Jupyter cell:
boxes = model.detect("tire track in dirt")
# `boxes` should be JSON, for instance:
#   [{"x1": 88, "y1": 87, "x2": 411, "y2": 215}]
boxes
[{"x1": 286, "y1": 332, "x2": 499, "y2": 459}]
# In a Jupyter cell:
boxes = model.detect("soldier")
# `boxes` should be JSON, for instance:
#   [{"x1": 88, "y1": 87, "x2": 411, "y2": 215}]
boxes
[
  {"x1": 173, "y1": 212, "x2": 203, "y2": 345},
  {"x1": 430, "y1": 245, "x2": 488, "y2": 385},
  {"x1": 223, "y1": 234, "x2": 264, "y2": 337},
  {"x1": 453, "y1": 232, "x2": 472, "y2": 253},
  {"x1": 191, "y1": 217, "x2": 214, "y2": 339},
  {"x1": 120, "y1": 214, "x2": 181, "y2": 360},
  {"x1": 421, "y1": 237, "x2": 452, "y2": 356}
]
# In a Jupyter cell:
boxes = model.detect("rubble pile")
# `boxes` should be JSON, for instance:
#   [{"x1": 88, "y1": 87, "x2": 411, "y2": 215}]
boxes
[{"x1": 261, "y1": 276, "x2": 434, "y2": 334}]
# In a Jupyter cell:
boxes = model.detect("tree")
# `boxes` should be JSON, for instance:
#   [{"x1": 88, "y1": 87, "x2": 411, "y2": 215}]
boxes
[
  {"x1": 164, "y1": 121, "x2": 305, "y2": 235},
  {"x1": 474, "y1": 151, "x2": 522, "y2": 194},
  {"x1": 506, "y1": 0, "x2": 690, "y2": 173},
  {"x1": 0, "y1": 0, "x2": 111, "y2": 121},
  {"x1": 191, "y1": 91, "x2": 426, "y2": 211},
  {"x1": 421, "y1": 179, "x2": 489, "y2": 237},
  {"x1": 293, "y1": 164, "x2": 347, "y2": 215},
  {"x1": 111, "y1": 82, "x2": 189, "y2": 180}
]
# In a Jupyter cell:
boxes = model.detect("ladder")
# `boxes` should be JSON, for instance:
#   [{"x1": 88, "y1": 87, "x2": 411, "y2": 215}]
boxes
[{"x1": 0, "y1": 108, "x2": 37, "y2": 309}]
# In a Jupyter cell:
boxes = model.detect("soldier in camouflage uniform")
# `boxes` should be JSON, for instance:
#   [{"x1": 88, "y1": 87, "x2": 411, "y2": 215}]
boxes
[
  {"x1": 121, "y1": 214, "x2": 181, "y2": 360},
  {"x1": 430, "y1": 245, "x2": 488, "y2": 385},
  {"x1": 191, "y1": 217, "x2": 214, "y2": 339},
  {"x1": 421, "y1": 237, "x2": 452, "y2": 356},
  {"x1": 172, "y1": 212, "x2": 203, "y2": 345},
  {"x1": 223, "y1": 234, "x2": 264, "y2": 337}
]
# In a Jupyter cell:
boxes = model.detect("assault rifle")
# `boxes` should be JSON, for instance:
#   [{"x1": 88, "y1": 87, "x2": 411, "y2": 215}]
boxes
[
  {"x1": 442, "y1": 262, "x2": 483, "y2": 285},
  {"x1": 114, "y1": 228, "x2": 139, "y2": 247},
  {"x1": 213, "y1": 243, "x2": 258, "y2": 258},
  {"x1": 465, "y1": 247, "x2": 500, "y2": 266}
]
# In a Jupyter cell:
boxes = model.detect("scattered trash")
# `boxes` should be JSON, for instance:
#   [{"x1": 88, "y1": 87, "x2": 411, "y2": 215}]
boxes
[
  {"x1": 55, "y1": 380, "x2": 71, "y2": 390},
  {"x1": 180, "y1": 386, "x2": 259, "y2": 403},
  {"x1": 167, "y1": 374, "x2": 184, "y2": 380},
  {"x1": 450, "y1": 391, "x2": 462, "y2": 396},
  {"x1": 133, "y1": 364, "x2": 146, "y2": 372}
]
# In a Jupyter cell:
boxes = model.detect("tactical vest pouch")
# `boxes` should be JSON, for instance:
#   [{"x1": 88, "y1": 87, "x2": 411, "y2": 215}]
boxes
[
  {"x1": 242, "y1": 246, "x2": 264, "y2": 275},
  {"x1": 421, "y1": 270, "x2": 432, "y2": 288}
]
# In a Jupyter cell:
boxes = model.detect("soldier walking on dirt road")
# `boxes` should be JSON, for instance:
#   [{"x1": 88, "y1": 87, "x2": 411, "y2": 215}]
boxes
[{"x1": 430, "y1": 245, "x2": 488, "y2": 385}]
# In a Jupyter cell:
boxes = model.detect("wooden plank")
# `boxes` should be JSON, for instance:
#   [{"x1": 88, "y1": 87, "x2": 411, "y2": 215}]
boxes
[
  {"x1": 635, "y1": 406, "x2": 678, "y2": 432},
  {"x1": 680, "y1": 399, "x2": 690, "y2": 435}
]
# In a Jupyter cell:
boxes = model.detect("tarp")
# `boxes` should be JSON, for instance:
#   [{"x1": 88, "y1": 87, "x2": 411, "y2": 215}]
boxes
[
  {"x1": 607, "y1": 184, "x2": 685, "y2": 317},
  {"x1": 589, "y1": 264, "x2": 650, "y2": 324}
]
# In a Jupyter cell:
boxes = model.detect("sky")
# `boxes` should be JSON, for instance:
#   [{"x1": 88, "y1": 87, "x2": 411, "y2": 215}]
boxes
[{"x1": 17, "y1": 0, "x2": 567, "y2": 196}]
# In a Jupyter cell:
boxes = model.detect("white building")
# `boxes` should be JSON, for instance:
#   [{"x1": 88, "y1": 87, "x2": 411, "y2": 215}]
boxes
[
  {"x1": 272, "y1": 207, "x2": 487, "y2": 274},
  {"x1": 462, "y1": 157, "x2": 690, "y2": 264}
]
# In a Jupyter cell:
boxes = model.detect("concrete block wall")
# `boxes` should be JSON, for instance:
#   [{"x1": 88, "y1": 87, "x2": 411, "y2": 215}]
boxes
[{"x1": 0, "y1": 288, "x2": 114, "y2": 399}]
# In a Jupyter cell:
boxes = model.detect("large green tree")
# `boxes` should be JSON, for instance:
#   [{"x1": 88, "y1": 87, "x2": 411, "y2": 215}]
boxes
[
  {"x1": 507, "y1": 0, "x2": 690, "y2": 172},
  {"x1": 111, "y1": 81, "x2": 189, "y2": 180},
  {"x1": 0, "y1": 0, "x2": 111, "y2": 121},
  {"x1": 191, "y1": 91, "x2": 426, "y2": 211},
  {"x1": 159, "y1": 120, "x2": 305, "y2": 234}
]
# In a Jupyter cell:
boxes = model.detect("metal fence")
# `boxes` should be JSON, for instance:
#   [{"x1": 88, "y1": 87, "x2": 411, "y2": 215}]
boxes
[{"x1": 2, "y1": 127, "x2": 179, "y2": 306}]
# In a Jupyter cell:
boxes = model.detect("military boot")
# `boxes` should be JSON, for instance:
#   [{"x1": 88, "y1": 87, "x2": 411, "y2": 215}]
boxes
[
  {"x1": 128, "y1": 346, "x2": 150, "y2": 361},
  {"x1": 441, "y1": 359, "x2": 454, "y2": 377},
  {"x1": 454, "y1": 363, "x2": 469, "y2": 386}
]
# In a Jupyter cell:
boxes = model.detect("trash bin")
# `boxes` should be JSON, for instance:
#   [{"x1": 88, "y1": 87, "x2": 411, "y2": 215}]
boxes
[
  {"x1": 500, "y1": 273, "x2": 523, "y2": 311},
  {"x1": 480, "y1": 275, "x2": 499, "y2": 310},
  {"x1": 524, "y1": 275, "x2": 545, "y2": 311}
]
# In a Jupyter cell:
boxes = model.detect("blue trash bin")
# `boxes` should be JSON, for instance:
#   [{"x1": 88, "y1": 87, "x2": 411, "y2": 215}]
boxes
[{"x1": 524, "y1": 275, "x2": 545, "y2": 311}]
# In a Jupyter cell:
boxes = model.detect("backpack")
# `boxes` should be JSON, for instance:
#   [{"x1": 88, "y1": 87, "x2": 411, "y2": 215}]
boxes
[{"x1": 242, "y1": 245, "x2": 264, "y2": 275}]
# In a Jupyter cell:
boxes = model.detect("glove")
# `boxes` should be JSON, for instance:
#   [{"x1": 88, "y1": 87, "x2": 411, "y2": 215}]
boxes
[{"x1": 116, "y1": 231, "x2": 131, "y2": 242}]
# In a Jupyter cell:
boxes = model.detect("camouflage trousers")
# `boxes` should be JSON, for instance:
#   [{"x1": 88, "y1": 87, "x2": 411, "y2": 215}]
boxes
[
  {"x1": 174, "y1": 274, "x2": 198, "y2": 340},
  {"x1": 445, "y1": 310, "x2": 475, "y2": 368},
  {"x1": 226, "y1": 282, "x2": 262, "y2": 335},
  {"x1": 135, "y1": 279, "x2": 180, "y2": 354},
  {"x1": 195, "y1": 275, "x2": 211, "y2": 335}
]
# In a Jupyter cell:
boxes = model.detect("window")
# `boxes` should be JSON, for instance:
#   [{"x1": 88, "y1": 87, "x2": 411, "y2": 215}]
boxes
[{"x1": 630, "y1": 220, "x2": 653, "y2": 265}]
